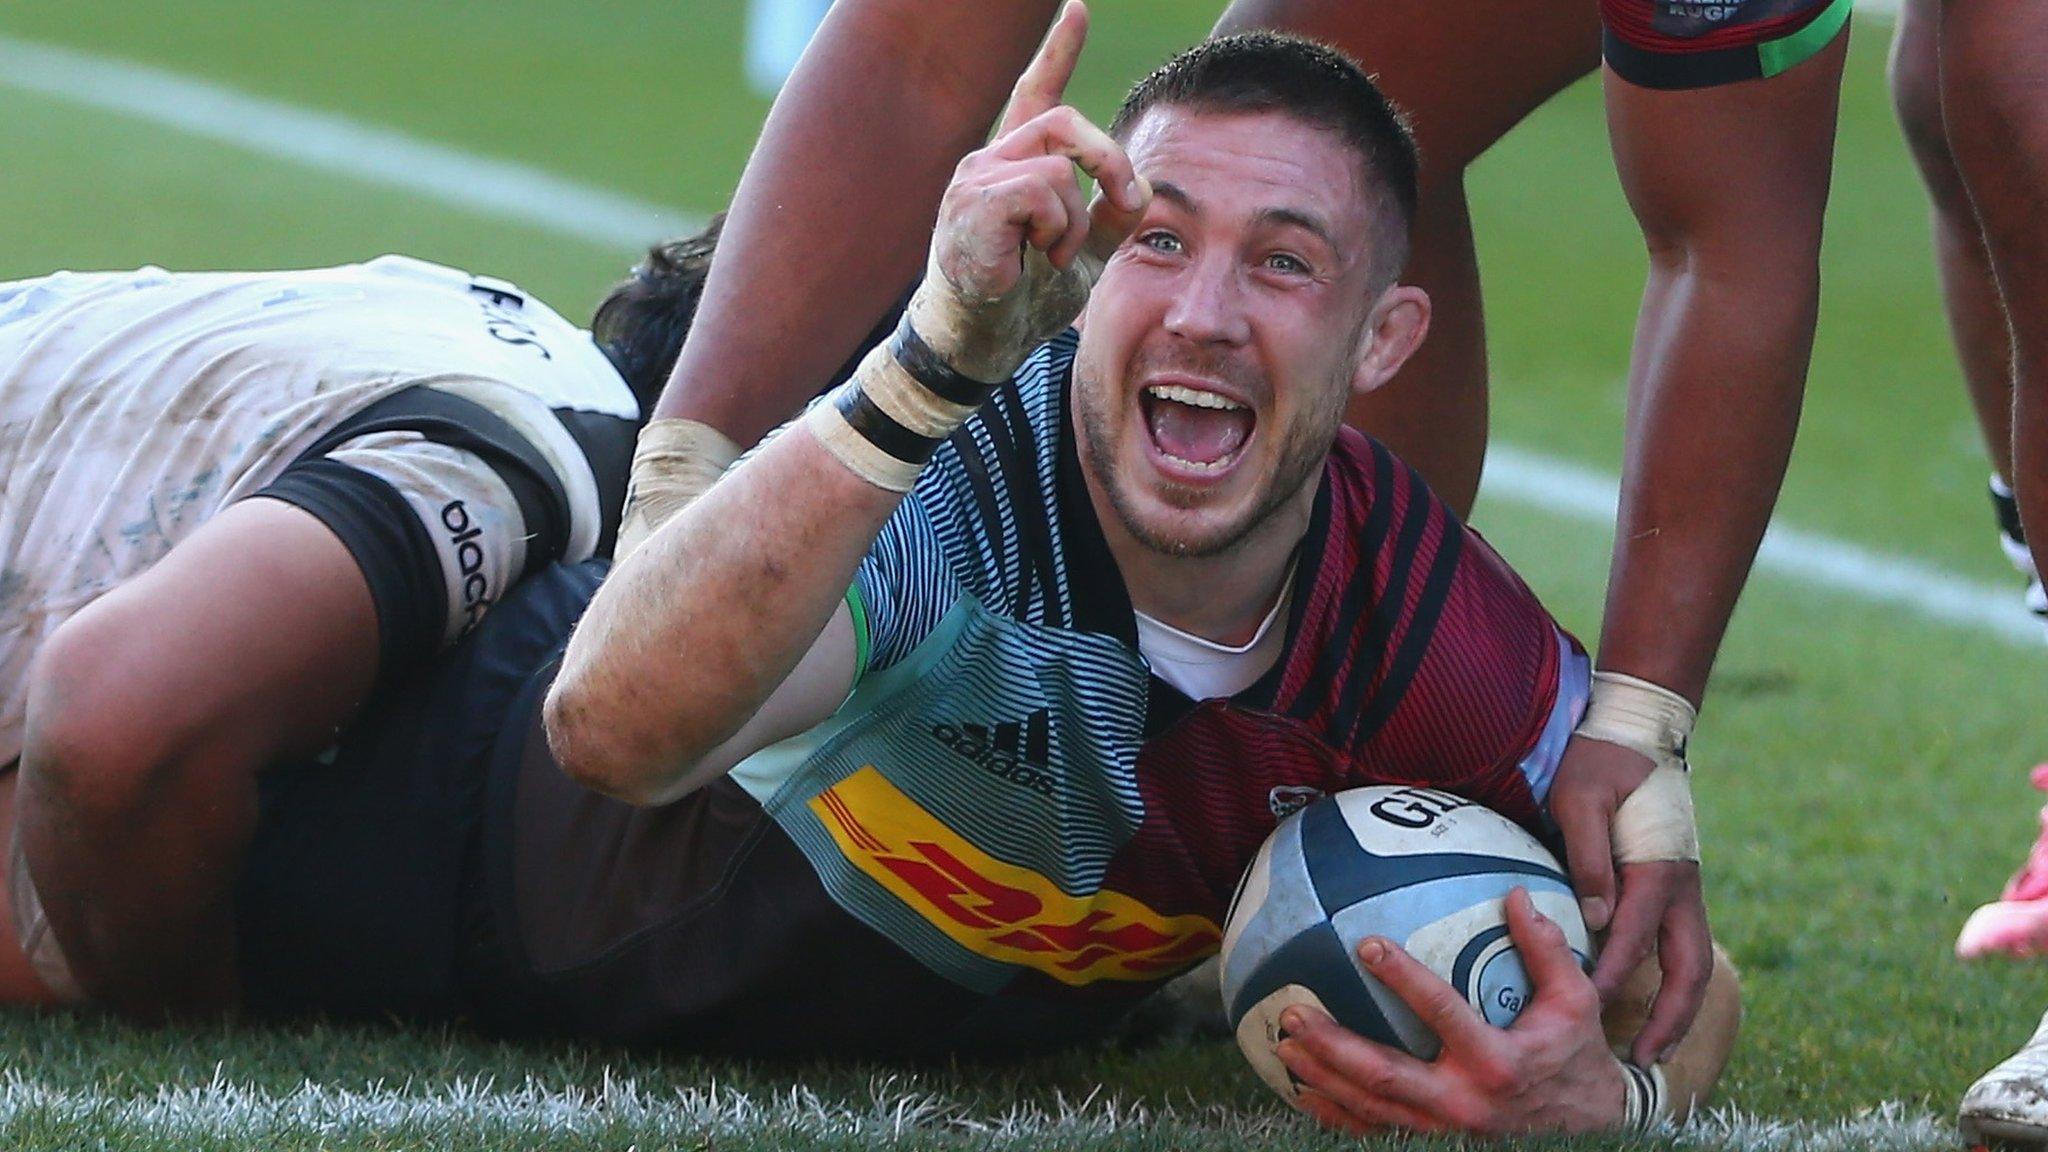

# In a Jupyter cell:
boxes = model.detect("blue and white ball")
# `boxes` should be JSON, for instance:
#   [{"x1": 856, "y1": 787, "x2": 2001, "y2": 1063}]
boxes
[{"x1": 1219, "y1": 786, "x2": 1589, "y2": 1101}]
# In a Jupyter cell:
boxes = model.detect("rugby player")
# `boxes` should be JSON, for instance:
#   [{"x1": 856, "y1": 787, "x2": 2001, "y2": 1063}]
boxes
[
  {"x1": 614, "y1": 0, "x2": 1855, "y2": 1073},
  {"x1": 542, "y1": 26, "x2": 1739, "y2": 1134},
  {"x1": 0, "y1": 234, "x2": 715, "y2": 1015},
  {"x1": 1888, "y1": 0, "x2": 2048, "y2": 1141},
  {"x1": 1890, "y1": 0, "x2": 2042, "y2": 641}
]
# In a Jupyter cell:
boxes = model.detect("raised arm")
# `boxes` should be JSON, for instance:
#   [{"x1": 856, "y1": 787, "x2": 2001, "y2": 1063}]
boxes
[
  {"x1": 1546, "y1": 25, "x2": 1850, "y2": 1067},
  {"x1": 546, "y1": 4, "x2": 1144, "y2": 803},
  {"x1": 614, "y1": 0, "x2": 1069, "y2": 559}
]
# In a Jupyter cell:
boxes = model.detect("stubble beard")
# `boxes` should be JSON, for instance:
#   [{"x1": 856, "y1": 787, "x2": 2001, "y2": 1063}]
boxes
[{"x1": 1075, "y1": 360, "x2": 1346, "y2": 560}]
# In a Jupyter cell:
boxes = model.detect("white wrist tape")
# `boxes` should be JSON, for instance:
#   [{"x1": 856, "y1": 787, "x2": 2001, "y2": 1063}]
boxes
[
  {"x1": 614, "y1": 418, "x2": 742, "y2": 562},
  {"x1": 1620, "y1": 1061, "x2": 1670, "y2": 1132},
  {"x1": 1575, "y1": 672, "x2": 1694, "y2": 770},
  {"x1": 1577, "y1": 672, "x2": 1700, "y2": 865},
  {"x1": 806, "y1": 314, "x2": 994, "y2": 493}
]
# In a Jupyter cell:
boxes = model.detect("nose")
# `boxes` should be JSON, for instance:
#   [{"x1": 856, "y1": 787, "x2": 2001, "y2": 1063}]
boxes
[{"x1": 1162, "y1": 254, "x2": 1252, "y2": 346}]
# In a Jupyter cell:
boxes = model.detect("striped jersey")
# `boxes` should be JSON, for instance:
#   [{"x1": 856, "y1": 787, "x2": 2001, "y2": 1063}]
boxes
[{"x1": 489, "y1": 332, "x2": 1589, "y2": 1055}]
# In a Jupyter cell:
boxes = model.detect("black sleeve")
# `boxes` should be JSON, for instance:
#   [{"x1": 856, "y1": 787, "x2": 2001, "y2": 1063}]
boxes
[{"x1": 257, "y1": 459, "x2": 447, "y2": 680}]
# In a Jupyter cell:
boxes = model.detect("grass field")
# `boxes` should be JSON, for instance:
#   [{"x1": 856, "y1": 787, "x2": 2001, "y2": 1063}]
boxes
[{"x1": 1, "y1": 2, "x2": 2042, "y2": 1148}]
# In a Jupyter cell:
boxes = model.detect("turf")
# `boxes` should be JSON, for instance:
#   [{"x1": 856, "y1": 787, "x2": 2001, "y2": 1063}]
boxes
[{"x1": 0, "y1": 3, "x2": 2035, "y2": 1148}]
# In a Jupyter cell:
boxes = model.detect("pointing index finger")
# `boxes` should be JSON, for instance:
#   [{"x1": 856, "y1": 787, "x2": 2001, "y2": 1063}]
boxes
[{"x1": 997, "y1": 0, "x2": 1089, "y2": 138}]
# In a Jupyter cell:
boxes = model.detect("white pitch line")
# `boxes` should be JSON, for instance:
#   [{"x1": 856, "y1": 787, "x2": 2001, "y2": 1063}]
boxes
[
  {"x1": 2, "y1": 28, "x2": 2021, "y2": 651},
  {"x1": 1486, "y1": 447, "x2": 2040, "y2": 646},
  {"x1": 0, "y1": 36, "x2": 694, "y2": 251}
]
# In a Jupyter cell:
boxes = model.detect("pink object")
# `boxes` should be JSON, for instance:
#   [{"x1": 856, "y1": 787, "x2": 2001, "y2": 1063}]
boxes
[{"x1": 1957, "y1": 765, "x2": 2048, "y2": 960}]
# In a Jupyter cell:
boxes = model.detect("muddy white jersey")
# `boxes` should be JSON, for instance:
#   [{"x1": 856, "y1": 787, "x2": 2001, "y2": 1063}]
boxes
[{"x1": 0, "y1": 256, "x2": 641, "y2": 768}]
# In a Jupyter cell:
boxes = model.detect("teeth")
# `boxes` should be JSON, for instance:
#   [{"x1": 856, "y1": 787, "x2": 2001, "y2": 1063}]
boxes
[
  {"x1": 1145, "y1": 383, "x2": 1243, "y2": 410},
  {"x1": 1157, "y1": 450, "x2": 1237, "y2": 473}
]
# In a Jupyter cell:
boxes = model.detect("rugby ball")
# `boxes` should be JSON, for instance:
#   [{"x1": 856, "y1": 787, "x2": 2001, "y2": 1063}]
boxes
[{"x1": 1219, "y1": 786, "x2": 1589, "y2": 1101}]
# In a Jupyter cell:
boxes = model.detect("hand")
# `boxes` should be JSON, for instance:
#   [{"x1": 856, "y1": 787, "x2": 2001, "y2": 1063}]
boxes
[
  {"x1": 1274, "y1": 888, "x2": 1629, "y2": 1136},
  {"x1": 910, "y1": 0, "x2": 1151, "y2": 382},
  {"x1": 1548, "y1": 735, "x2": 1713, "y2": 1066}
]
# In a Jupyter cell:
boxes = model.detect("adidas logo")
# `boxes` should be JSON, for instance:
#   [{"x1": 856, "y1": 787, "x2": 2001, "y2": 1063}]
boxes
[{"x1": 931, "y1": 709, "x2": 1056, "y2": 799}]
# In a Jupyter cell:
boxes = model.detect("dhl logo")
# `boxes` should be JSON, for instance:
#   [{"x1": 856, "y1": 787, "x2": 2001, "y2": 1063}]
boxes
[{"x1": 810, "y1": 766, "x2": 1220, "y2": 985}]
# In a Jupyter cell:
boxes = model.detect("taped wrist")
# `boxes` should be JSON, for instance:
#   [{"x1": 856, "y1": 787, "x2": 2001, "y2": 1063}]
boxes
[
  {"x1": 1576, "y1": 671, "x2": 1694, "y2": 770},
  {"x1": 902, "y1": 256, "x2": 1045, "y2": 386},
  {"x1": 806, "y1": 313, "x2": 997, "y2": 492},
  {"x1": 1620, "y1": 1061, "x2": 1670, "y2": 1132},
  {"x1": 614, "y1": 418, "x2": 742, "y2": 562},
  {"x1": 1577, "y1": 671, "x2": 1700, "y2": 865}
]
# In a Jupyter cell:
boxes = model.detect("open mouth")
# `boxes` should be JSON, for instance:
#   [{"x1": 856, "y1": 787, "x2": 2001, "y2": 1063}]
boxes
[{"x1": 1141, "y1": 383, "x2": 1254, "y2": 474}]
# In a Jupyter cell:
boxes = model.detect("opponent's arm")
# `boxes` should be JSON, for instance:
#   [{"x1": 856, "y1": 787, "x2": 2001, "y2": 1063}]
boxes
[
  {"x1": 661, "y1": 0, "x2": 1059, "y2": 441},
  {"x1": 547, "y1": 4, "x2": 1144, "y2": 804},
  {"x1": 618, "y1": 0, "x2": 1158, "y2": 558},
  {"x1": 1547, "y1": 28, "x2": 1851, "y2": 1066},
  {"x1": 18, "y1": 498, "x2": 381, "y2": 1013}
]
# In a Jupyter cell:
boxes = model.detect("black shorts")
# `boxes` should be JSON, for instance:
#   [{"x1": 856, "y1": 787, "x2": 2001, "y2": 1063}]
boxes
[
  {"x1": 1601, "y1": 0, "x2": 1852, "y2": 89},
  {"x1": 235, "y1": 561, "x2": 604, "y2": 1022}
]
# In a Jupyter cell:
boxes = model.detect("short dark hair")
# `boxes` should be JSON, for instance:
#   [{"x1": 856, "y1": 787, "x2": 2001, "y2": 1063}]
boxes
[
  {"x1": 591, "y1": 212, "x2": 725, "y2": 415},
  {"x1": 591, "y1": 213, "x2": 910, "y2": 418},
  {"x1": 1107, "y1": 33, "x2": 1419, "y2": 287}
]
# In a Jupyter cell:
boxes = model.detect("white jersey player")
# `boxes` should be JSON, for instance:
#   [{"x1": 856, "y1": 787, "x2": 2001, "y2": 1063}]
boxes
[
  {"x1": 0, "y1": 255, "x2": 639, "y2": 771},
  {"x1": 0, "y1": 233, "x2": 717, "y2": 1015}
]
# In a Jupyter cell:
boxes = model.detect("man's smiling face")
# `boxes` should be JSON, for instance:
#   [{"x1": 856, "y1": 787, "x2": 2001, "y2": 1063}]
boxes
[{"x1": 1073, "y1": 105, "x2": 1390, "y2": 558}]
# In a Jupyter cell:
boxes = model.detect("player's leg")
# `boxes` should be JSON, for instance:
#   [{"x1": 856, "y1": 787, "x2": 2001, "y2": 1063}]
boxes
[
  {"x1": 1942, "y1": 0, "x2": 2048, "y2": 596},
  {"x1": 1599, "y1": 942, "x2": 1741, "y2": 1121},
  {"x1": 1939, "y1": 3, "x2": 2048, "y2": 1142},
  {"x1": 1887, "y1": 0, "x2": 2038, "y2": 624},
  {"x1": 1214, "y1": 0, "x2": 1602, "y2": 516},
  {"x1": 15, "y1": 498, "x2": 379, "y2": 1013}
]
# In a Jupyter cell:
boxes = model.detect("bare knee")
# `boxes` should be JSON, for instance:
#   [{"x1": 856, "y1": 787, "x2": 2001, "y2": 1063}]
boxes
[
  {"x1": 1601, "y1": 944, "x2": 1742, "y2": 1121},
  {"x1": 1668, "y1": 944, "x2": 1743, "y2": 1118},
  {"x1": 1888, "y1": 3, "x2": 1955, "y2": 182}
]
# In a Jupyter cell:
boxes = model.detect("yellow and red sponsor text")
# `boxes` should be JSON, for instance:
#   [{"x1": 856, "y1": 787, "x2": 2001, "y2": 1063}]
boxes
[{"x1": 811, "y1": 767, "x2": 1220, "y2": 985}]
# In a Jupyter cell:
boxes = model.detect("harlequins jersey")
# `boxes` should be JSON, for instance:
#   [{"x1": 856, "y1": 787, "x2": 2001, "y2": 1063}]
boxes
[{"x1": 481, "y1": 333, "x2": 1590, "y2": 1056}]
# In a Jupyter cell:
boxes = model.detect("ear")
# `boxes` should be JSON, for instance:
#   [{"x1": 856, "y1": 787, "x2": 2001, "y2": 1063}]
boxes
[{"x1": 1348, "y1": 285, "x2": 1431, "y2": 399}]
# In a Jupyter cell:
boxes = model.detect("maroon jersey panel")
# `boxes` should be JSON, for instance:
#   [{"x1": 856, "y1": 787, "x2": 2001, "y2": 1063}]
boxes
[{"x1": 1106, "y1": 430, "x2": 1569, "y2": 925}]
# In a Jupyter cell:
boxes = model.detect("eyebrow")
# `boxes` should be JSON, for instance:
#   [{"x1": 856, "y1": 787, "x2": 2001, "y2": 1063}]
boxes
[
  {"x1": 1253, "y1": 207, "x2": 1338, "y2": 252},
  {"x1": 1149, "y1": 181, "x2": 1339, "y2": 251},
  {"x1": 1150, "y1": 180, "x2": 1198, "y2": 213}
]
